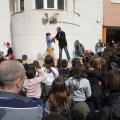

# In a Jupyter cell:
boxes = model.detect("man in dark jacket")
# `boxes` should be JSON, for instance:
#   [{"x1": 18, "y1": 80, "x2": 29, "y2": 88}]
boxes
[{"x1": 55, "y1": 27, "x2": 70, "y2": 61}]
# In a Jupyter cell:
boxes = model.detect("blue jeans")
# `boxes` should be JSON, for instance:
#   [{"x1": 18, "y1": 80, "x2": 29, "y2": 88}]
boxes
[{"x1": 59, "y1": 46, "x2": 70, "y2": 60}]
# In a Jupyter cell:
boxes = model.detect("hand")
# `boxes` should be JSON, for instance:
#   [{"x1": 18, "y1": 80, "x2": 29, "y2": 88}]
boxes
[
  {"x1": 36, "y1": 68, "x2": 40, "y2": 73},
  {"x1": 98, "y1": 81, "x2": 101, "y2": 85}
]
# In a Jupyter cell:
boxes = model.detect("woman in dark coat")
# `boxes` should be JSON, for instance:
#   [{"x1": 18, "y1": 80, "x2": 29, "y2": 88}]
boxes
[{"x1": 90, "y1": 69, "x2": 120, "y2": 120}]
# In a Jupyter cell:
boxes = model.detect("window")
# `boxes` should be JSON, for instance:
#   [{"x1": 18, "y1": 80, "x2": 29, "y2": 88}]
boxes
[
  {"x1": 20, "y1": 0, "x2": 24, "y2": 11},
  {"x1": 47, "y1": 0, "x2": 54, "y2": 8},
  {"x1": 15, "y1": 0, "x2": 24, "y2": 12},
  {"x1": 58, "y1": 0, "x2": 64, "y2": 9},
  {"x1": 35, "y1": 0, "x2": 65, "y2": 10},
  {"x1": 36, "y1": 0, "x2": 43, "y2": 9}
]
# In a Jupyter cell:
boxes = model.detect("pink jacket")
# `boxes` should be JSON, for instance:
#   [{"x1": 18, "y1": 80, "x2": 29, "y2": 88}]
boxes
[{"x1": 23, "y1": 69, "x2": 47, "y2": 98}]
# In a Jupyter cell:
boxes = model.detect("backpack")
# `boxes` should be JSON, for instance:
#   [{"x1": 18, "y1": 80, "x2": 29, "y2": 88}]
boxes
[{"x1": 108, "y1": 105, "x2": 120, "y2": 120}]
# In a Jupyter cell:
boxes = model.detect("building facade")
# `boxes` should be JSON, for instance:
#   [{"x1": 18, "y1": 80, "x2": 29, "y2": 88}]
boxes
[
  {"x1": 103, "y1": 0, "x2": 120, "y2": 44},
  {"x1": 0, "y1": 0, "x2": 12, "y2": 55},
  {"x1": 0, "y1": 0, "x2": 103, "y2": 59}
]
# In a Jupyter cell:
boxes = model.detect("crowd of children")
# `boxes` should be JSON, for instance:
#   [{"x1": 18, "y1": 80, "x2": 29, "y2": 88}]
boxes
[{"x1": 0, "y1": 42, "x2": 120, "y2": 120}]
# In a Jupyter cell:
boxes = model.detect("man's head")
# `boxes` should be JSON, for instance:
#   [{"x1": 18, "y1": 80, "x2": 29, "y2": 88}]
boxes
[
  {"x1": 22, "y1": 55, "x2": 28, "y2": 61},
  {"x1": 57, "y1": 27, "x2": 61, "y2": 32},
  {"x1": 6, "y1": 42, "x2": 10, "y2": 48},
  {"x1": 0, "y1": 60, "x2": 25, "y2": 93}
]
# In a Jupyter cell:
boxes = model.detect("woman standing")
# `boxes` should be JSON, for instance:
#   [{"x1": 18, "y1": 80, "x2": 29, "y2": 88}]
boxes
[{"x1": 74, "y1": 40, "x2": 85, "y2": 57}]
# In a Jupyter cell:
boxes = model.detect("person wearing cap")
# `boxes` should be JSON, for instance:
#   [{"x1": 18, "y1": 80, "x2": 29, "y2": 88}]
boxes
[{"x1": 5, "y1": 42, "x2": 15, "y2": 59}]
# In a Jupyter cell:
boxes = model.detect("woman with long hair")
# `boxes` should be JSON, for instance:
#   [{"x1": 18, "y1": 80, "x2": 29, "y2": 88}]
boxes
[
  {"x1": 66, "y1": 64, "x2": 91, "y2": 120},
  {"x1": 45, "y1": 76, "x2": 71, "y2": 120},
  {"x1": 66, "y1": 63, "x2": 91, "y2": 102},
  {"x1": 41, "y1": 55, "x2": 59, "y2": 97}
]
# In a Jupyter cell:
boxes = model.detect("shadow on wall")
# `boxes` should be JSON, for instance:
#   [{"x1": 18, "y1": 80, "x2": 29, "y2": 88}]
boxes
[
  {"x1": 37, "y1": 50, "x2": 56, "y2": 60},
  {"x1": 42, "y1": 18, "x2": 48, "y2": 25},
  {"x1": 42, "y1": 18, "x2": 57, "y2": 25}
]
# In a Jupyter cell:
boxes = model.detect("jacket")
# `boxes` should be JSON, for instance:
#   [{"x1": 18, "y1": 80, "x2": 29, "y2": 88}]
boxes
[
  {"x1": 87, "y1": 69, "x2": 103, "y2": 100},
  {"x1": 0, "y1": 91, "x2": 47, "y2": 120},
  {"x1": 74, "y1": 43, "x2": 85, "y2": 57},
  {"x1": 46, "y1": 36, "x2": 52, "y2": 48},
  {"x1": 65, "y1": 77, "x2": 91, "y2": 101},
  {"x1": 23, "y1": 69, "x2": 47, "y2": 98},
  {"x1": 95, "y1": 42, "x2": 101, "y2": 53},
  {"x1": 87, "y1": 69, "x2": 103, "y2": 85},
  {"x1": 6, "y1": 47, "x2": 13, "y2": 57},
  {"x1": 97, "y1": 93, "x2": 120, "y2": 120},
  {"x1": 55, "y1": 31, "x2": 67, "y2": 48}
]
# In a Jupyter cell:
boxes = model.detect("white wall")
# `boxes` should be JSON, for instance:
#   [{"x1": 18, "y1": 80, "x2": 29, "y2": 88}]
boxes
[
  {"x1": 75, "y1": 0, "x2": 103, "y2": 52},
  {"x1": 11, "y1": 0, "x2": 103, "y2": 60},
  {"x1": 0, "y1": 0, "x2": 11, "y2": 55},
  {"x1": 12, "y1": 0, "x2": 81, "y2": 59}
]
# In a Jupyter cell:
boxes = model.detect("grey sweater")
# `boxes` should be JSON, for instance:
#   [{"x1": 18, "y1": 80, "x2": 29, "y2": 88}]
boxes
[{"x1": 65, "y1": 77, "x2": 91, "y2": 102}]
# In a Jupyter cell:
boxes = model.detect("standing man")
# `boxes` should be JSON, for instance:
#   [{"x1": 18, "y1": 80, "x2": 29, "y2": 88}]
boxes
[
  {"x1": 95, "y1": 39, "x2": 103, "y2": 53},
  {"x1": 74, "y1": 40, "x2": 85, "y2": 57},
  {"x1": 55, "y1": 27, "x2": 70, "y2": 61}
]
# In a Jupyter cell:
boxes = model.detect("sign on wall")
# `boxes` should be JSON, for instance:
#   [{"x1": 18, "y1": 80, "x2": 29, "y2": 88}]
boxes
[{"x1": 111, "y1": 0, "x2": 120, "y2": 3}]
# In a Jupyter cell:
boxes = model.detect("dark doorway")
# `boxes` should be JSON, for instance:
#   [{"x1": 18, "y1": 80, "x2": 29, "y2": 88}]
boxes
[{"x1": 107, "y1": 27, "x2": 120, "y2": 44}]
